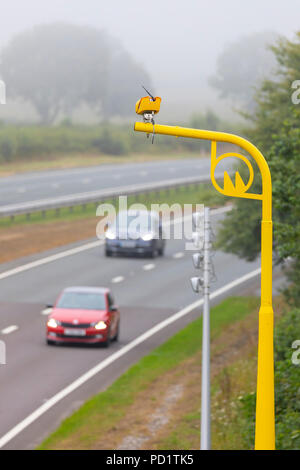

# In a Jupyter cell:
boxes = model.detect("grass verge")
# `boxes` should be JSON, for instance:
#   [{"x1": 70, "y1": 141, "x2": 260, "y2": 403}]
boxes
[{"x1": 38, "y1": 296, "x2": 259, "y2": 450}]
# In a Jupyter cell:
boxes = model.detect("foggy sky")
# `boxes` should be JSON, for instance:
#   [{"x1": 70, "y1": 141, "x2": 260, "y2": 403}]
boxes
[{"x1": 1, "y1": 0, "x2": 300, "y2": 119}]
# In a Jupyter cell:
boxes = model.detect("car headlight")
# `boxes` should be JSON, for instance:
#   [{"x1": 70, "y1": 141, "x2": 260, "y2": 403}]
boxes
[
  {"x1": 47, "y1": 318, "x2": 59, "y2": 328},
  {"x1": 94, "y1": 320, "x2": 107, "y2": 330},
  {"x1": 105, "y1": 231, "x2": 116, "y2": 240},
  {"x1": 141, "y1": 233, "x2": 154, "y2": 241}
]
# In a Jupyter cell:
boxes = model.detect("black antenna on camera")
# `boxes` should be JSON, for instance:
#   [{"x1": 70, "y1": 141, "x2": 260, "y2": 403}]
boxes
[{"x1": 142, "y1": 85, "x2": 156, "y2": 101}]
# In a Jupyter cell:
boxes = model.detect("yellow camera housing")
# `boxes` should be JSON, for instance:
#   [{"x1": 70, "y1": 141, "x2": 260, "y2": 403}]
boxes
[{"x1": 135, "y1": 96, "x2": 161, "y2": 116}]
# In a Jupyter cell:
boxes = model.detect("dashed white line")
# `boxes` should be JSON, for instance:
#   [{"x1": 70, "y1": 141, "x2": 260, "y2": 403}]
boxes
[
  {"x1": 17, "y1": 188, "x2": 26, "y2": 193},
  {"x1": 143, "y1": 263, "x2": 155, "y2": 271},
  {"x1": 82, "y1": 178, "x2": 91, "y2": 184},
  {"x1": 1, "y1": 325, "x2": 18, "y2": 335},
  {"x1": 111, "y1": 276, "x2": 125, "y2": 284},
  {"x1": 173, "y1": 252, "x2": 184, "y2": 259}
]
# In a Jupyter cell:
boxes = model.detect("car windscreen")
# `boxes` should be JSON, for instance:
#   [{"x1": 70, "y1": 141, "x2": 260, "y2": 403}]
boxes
[
  {"x1": 56, "y1": 292, "x2": 106, "y2": 310},
  {"x1": 112, "y1": 213, "x2": 156, "y2": 233}
]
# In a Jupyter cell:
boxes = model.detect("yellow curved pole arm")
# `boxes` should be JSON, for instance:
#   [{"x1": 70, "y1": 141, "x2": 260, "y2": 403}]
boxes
[{"x1": 134, "y1": 120, "x2": 275, "y2": 450}]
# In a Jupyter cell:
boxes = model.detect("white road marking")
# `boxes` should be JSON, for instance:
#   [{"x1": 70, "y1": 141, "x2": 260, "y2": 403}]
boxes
[
  {"x1": 143, "y1": 263, "x2": 155, "y2": 271},
  {"x1": 82, "y1": 178, "x2": 91, "y2": 184},
  {"x1": 111, "y1": 276, "x2": 124, "y2": 284},
  {"x1": 1, "y1": 325, "x2": 18, "y2": 335},
  {"x1": 0, "y1": 240, "x2": 104, "y2": 282},
  {"x1": 17, "y1": 188, "x2": 26, "y2": 193},
  {"x1": 0, "y1": 265, "x2": 260, "y2": 449},
  {"x1": 51, "y1": 183, "x2": 60, "y2": 189},
  {"x1": 139, "y1": 171, "x2": 148, "y2": 176},
  {"x1": 173, "y1": 252, "x2": 184, "y2": 259}
]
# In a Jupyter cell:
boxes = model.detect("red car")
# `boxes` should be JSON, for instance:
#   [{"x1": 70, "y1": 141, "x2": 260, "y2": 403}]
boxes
[{"x1": 46, "y1": 286, "x2": 120, "y2": 347}]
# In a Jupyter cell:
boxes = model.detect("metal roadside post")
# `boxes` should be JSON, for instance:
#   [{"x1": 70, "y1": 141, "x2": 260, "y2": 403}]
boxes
[
  {"x1": 191, "y1": 208, "x2": 212, "y2": 449},
  {"x1": 134, "y1": 94, "x2": 275, "y2": 450},
  {"x1": 201, "y1": 208, "x2": 211, "y2": 450}
]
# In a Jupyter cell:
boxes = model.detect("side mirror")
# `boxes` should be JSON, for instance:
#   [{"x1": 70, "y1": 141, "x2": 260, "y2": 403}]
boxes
[
  {"x1": 110, "y1": 305, "x2": 118, "y2": 312},
  {"x1": 41, "y1": 305, "x2": 53, "y2": 315}
]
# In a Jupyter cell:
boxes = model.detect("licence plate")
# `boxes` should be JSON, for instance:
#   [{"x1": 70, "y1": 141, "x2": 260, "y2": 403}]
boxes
[
  {"x1": 120, "y1": 241, "x2": 135, "y2": 248},
  {"x1": 64, "y1": 328, "x2": 86, "y2": 336}
]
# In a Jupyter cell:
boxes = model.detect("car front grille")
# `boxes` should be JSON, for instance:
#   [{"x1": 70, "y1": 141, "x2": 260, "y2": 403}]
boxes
[
  {"x1": 61, "y1": 322, "x2": 91, "y2": 328},
  {"x1": 56, "y1": 333, "x2": 100, "y2": 339}
]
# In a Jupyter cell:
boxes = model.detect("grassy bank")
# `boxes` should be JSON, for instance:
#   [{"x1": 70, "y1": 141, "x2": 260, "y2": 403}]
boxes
[{"x1": 38, "y1": 296, "x2": 260, "y2": 450}]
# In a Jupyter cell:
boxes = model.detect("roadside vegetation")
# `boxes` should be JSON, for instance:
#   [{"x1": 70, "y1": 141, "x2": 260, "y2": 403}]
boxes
[
  {"x1": 0, "y1": 110, "x2": 241, "y2": 173},
  {"x1": 0, "y1": 123, "x2": 185, "y2": 164},
  {"x1": 238, "y1": 307, "x2": 300, "y2": 450},
  {"x1": 218, "y1": 32, "x2": 300, "y2": 307}
]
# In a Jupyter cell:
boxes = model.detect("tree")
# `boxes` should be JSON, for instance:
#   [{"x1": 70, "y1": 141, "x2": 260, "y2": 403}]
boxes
[
  {"x1": 1, "y1": 23, "x2": 152, "y2": 124},
  {"x1": 209, "y1": 31, "x2": 278, "y2": 112},
  {"x1": 217, "y1": 32, "x2": 300, "y2": 304},
  {"x1": 102, "y1": 46, "x2": 152, "y2": 119},
  {"x1": 1, "y1": 23, "x2": 109, "y2": 124}
]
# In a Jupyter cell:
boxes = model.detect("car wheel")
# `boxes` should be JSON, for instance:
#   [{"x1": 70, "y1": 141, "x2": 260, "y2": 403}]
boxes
[
  {"x1": 150, "y1": 248, "x2": 158, "y2": 258},
  {"x1": 158, "y1": 247, "x2": 164, "y2": 256},
  {"x1": 47, "y1": 339, "x2": 55, "y2": 346},
  {"x1": 105, "y1": 248, "x2": 112, "y2": 257}
]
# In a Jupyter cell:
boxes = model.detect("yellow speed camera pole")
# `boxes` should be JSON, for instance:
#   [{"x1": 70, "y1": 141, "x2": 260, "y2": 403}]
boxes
[{"x1": 134, "y1": 97, "x2": 275, "y2": 450}]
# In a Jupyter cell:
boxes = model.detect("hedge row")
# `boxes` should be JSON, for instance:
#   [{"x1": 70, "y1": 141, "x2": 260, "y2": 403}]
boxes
[
  {"x1": 0, "y1": 112, "x2": 241, "y2": 162},
  {"x1": 239, "y1": 307, "x2": 300, "y2": 450}
]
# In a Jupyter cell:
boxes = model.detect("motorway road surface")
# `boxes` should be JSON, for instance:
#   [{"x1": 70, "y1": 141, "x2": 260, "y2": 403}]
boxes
[
  {"x1": 0, "y1": 210, "x2": 274, "y2": 450},
  {"x1": 0, "y1": 157, "x2": 233, "y2": 206}
]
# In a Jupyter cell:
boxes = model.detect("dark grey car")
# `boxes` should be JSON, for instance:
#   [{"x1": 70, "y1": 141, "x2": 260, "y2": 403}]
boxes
[{"x1": 105, "y1": 210, "x2": 165, "y2": 258}]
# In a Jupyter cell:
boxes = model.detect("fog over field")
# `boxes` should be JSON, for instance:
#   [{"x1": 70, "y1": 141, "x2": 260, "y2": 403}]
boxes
[{"x1": 1, "y1": 0, "x2": 300, "y2": 121}]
